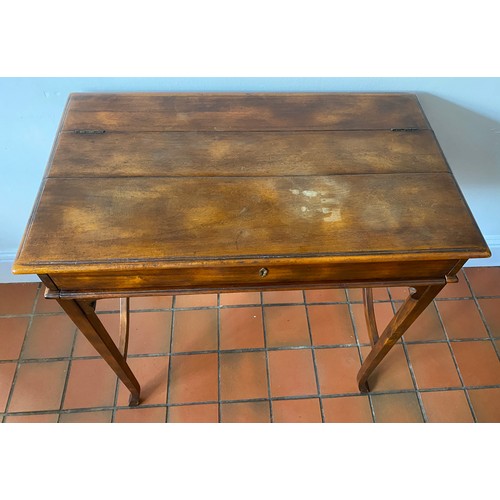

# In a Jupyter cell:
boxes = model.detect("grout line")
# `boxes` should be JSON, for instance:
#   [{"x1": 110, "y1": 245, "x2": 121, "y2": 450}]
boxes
[
  {"x1": 260, "y1": 292, "x2": 274, "y2": 423},
  {"x1": 217, "y1": 293, "x2": 221, "y2": 423},
  {"x1": 433, "y1": 292, "x2": 478, "y2": 423},
  {"x1": 388, "y1": 293, "x2": 428, "y2": 423},
  {"x1": 346, "y1": 289, "x2": 376, "y2": 423},
  {"x1": 164, "y1": 295, "x2": 177, "y2": 423},
  {"x1": 110, "y1": 373, "x2": 120, "y2": 423},
  {"x1": 464, "y1": 294, "x2": 500, "y2": 300},
  {"x1": 2, "y1": 284, "x2": 43, "y2": 421},
  {"x1": 56, "y1": 320, "x2": 79, "y2": 423},
  {"x1": 302, "y1": 291, "x2": 325, "y2": 423},
  {"x1": 0, "y1": 312, "x2": 66, "y2": 319}
]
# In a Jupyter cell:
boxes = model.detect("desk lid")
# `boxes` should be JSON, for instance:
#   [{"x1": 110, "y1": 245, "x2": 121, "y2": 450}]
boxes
[{"x1": 13, "y1": 93, "x2": 490, "y2": 274}]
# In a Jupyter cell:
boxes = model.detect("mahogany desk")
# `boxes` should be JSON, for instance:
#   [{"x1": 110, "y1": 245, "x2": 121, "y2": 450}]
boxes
[{"x1": 13, "y1": 93, "x2": 490, "y2": 406}]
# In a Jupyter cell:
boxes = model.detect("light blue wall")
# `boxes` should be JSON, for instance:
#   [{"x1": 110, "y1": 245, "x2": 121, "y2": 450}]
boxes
[{"x1": 1, "y1": 77, "x2": 499, "y2": 281}]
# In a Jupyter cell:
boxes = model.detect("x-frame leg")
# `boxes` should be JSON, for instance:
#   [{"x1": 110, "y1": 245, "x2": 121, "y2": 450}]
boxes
[
  {"x1": 56, "y1": 298, "x2": 140, "y2": 406},
  {"x1": 357, "y1": 283, "x2": 446, "y2": 392}
]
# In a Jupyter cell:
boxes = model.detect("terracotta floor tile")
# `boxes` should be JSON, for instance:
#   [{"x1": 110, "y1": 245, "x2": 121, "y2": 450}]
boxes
[
  {"x1": 348, "y1": 288, "x2": 390, "y2": 302},
  {"x1": 437, "y1": 271, "x2": 471, "y2": 299},
  {"x1": 72, "y1": 313, "x2": 120, "y2": 357},
  {"x1": 264, "y1": 305, "x2": 310, "y2": 348},
  {"x1": 116, "y1": 356, "x2": 169, "y2": 406},
  {"x1": 0, "y1": 363, "x2": 17, "y2": 412},
  {"x1": 305, "y1": 289, "x2": 347, "y2": 303},
  {"x1": 468, "y1": 388, "x2": 500, "y2": 422},
  {"x1": 389, "y1": 287, "x2": 411, "y2": 301},
  {"x1": 59, "y1": 410, "x2": 113, "y2": 423},
  {"x1": 114, "y1": 407, "x2": 167, "y2": 423},
  {"x1": 5, "y1": 413, "x2": 59, "y2": 423},
  {"x1": 373, "y1": 288, "x2": 391, "y2": 301},
  {"x1": 128, "y1": 311, "x2": 172, "y2": 355},
  {"x1": 451, "y1": 341, "x2": 500, "y2": 387},
  {"x1": 272, "y1": 398, "x2": 322, "y2": 423},
  {"x1": 308, "y1": 304, "x2": 356, "y2": 346},
  {"x1": 403, "y1": 303, "x2": 446, "y2": 342},
  {"x1": 407, "y1": 344, "x2": 462, "y2": 389},
  {"x1": 219, "y1": 292, "x2": 261, "y2": 306},
  {"x1": 63, "y1": 359, "x2": 116, "y2": 409},
  {"x1": 172, "y1": 309, "x2": 217, "y2": 353},
  {"x1": 219, "y1": 307, "x2": 264, "y2": 350},
  {"x1": 315, "y1": 347, "x2": 361, "y2": 395},
  {"x1": 174, "y1": 294, "x2": 218, "y2": 308},
  {"x1": 268, "y1": 349, "x2": 317, "y2": 398},
  {"x1": 0, "y1": 283, "x2": 38, "y2": 315},
  {"x1": 220, "y1": 401, "x2": 271, "y2": 422},
  {"x1": 371, "y1": 393, "x2": 424, "y2": 423},
  {"x1": 168, "y1": 353, "x2": 218, "y2": 404},
  {"x1": 350, "y1": 302, "x2": 394, "y2": 344},
  {"x1": 0, "y1": 317, "x2": 29, "y2": 360},
  {"x1": 477, "y1": 299, "x2": 500, "y2": 338},
  {"x1": 220, "y1": 351, "x2": 268, "y2": 401},
  {"x1": 262, "y1": 290, "x2": 304, "y2": 304},
  {"x1": 96, "y1": 299, "x2": 120, "y2": 312},
  {"x1": 437, "y1": 300, "x2": 488, "y2": 339},
  {"x1": 22, "y1": 315, "x2": 75, "y2": 359},
  {"x1": 8, "y1": 361, "x2": 68, "y2": 412},
  {"x1": 420, "y1": 391, "x2": 474, "y2": 423},
  {"x1": 465, "y1": 267, "x2": 500, "y2": 297},
  {"x1": 131, "y1": 295, "x2": 172, "y2": 311},
  {"x1": 322, "y1": 396, "x2": 373, "y2": 423},
  {"x1": 360, "y1": 344, "x2": 414, "y2": 391},
  {"x1": 167, "y1": 403, "x2": 219, "y2": 423}
]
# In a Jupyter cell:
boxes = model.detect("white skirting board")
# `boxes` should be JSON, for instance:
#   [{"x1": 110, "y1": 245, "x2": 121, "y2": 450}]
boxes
[
  {"x1": 1, "y1": 236, "x2": 500, "y2": 283},
  {"x1": 0, "y1": 252, "x2": 40, "y2": 283}
]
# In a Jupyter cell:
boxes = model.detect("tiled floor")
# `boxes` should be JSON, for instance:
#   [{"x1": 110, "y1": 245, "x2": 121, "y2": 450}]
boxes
[{"x1": 1, "y1": 267, "x2": 499, "y2": 423}]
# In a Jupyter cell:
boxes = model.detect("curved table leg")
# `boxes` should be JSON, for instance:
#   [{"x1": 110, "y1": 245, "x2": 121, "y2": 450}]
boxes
[
  {"x1": 357, "y1": 283, "x2": 445, "y2": 393},
  {"x1": 57, "y1": 298, "x2": 141, "y2": 406}
]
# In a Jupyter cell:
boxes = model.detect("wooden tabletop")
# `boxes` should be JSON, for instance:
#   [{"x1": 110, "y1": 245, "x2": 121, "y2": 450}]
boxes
[{"x1": 13, "y1": 93, "x2": 490, "y2": 276}]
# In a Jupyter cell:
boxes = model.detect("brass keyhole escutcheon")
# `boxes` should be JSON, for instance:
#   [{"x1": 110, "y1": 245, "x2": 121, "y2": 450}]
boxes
[{"x1": 259, "y1": 267, "x2": 269, "y2": 277}]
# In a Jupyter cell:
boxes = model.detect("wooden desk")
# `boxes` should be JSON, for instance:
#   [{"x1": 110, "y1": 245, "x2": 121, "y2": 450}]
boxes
[{"x1": 13, "y1": 93, "x2": 490, "y2": 406}]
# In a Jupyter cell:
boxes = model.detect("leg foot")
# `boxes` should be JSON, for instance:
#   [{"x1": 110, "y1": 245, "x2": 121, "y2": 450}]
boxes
[
  {"x1": 129, "y1": 393, "x2": 141, "y2": 407},
  {"x1": 358, "y1": 379, "x2": 370, "y2": 393}
]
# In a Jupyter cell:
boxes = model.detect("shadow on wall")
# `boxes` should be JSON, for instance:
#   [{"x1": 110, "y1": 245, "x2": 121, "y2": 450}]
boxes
[
  {"x1": 416, "y1": 92, "x2": 500, "y2": 238},
  {"x1": 417, "y1": 92, "x2": 500, "y2": 189},
  {"x1": 417, "y1": 92, "x2": 500, "y2": 239}
]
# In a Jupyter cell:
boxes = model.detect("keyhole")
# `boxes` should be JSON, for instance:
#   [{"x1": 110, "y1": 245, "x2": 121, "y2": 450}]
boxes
[{"x1": 259, "y1": 267, "x2": 269, "y2": 277}]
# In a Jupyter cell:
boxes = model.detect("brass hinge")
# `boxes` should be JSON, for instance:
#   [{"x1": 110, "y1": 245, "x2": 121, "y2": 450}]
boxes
[
  {"x1": 73, "y1": 129, "x2": 106, "y2": 134},
  {"x1": 390, "y1": 127, "x2": 420, "y2": 132}
]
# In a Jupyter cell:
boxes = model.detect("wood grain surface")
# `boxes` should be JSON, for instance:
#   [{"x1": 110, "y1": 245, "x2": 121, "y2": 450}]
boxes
[
  {"x1": 51, "y1": 130, "x2": 449, "y2": 177},
  {"x1": 63, "y1": 93, "x2": 430, "y2": 132}
]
